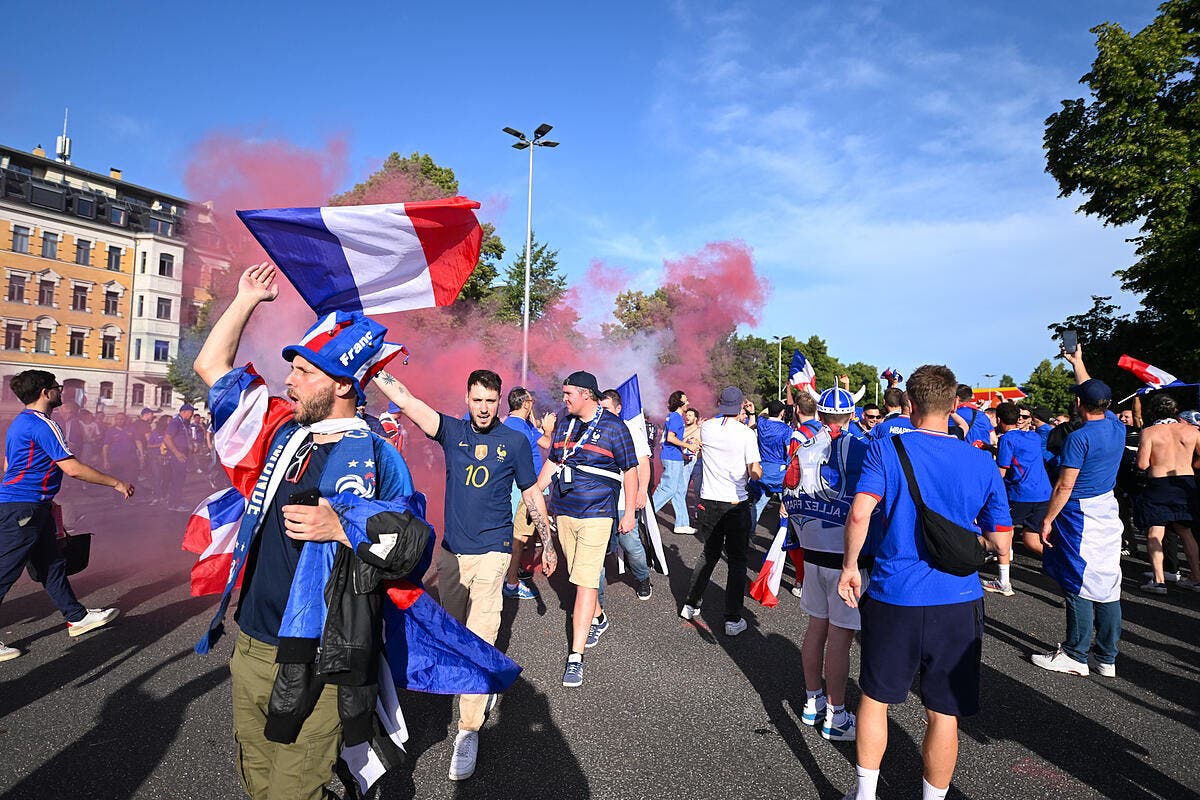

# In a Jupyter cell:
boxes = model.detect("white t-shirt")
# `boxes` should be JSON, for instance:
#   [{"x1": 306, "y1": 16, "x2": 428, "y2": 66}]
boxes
[
  {"x1": 699, "y1": 416, "x2": 761, "y2": 503},
  {"x1": 617, "y1": 418, "x2": 651, "y2": 512}
]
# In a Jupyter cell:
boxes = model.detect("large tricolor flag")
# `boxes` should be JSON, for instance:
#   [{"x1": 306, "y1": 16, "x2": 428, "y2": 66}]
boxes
[
  {"x1": 615, "y1": 374, "x2": 669, "y2": 576},
  {"x1": 789, "y1": 350, "x2": 816, "y2": 389},
  {"x1": 238, "y1": 197, "x2": 484, "y2": 316},
  {"x1": 1117, "y1": 355, "x2": 1186, "y2": 390},
  {"x1": 182, "y1": 487, "x2": 247, "y2": 596},
  {"x1": 750, "y1": 522, "x2": 790, "y2": 607}
]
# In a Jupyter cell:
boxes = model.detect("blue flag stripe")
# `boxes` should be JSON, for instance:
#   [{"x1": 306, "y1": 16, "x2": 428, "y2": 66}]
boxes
[{"x1": 616, "y1": 374, "x2": 642, "y2": 421}]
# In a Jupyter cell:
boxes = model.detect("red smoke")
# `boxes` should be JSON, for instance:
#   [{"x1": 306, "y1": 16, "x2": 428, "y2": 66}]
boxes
[{"x1": 182, "y1": 134, "x2": 769, "y2": 538}]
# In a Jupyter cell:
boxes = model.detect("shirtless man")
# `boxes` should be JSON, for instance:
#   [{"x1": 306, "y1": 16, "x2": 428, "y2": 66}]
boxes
[{"x1": 1136, "y1": 393, "x2": 1200, "y2": 593}]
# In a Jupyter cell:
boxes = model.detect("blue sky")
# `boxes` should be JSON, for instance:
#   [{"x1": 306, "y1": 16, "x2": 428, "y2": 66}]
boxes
[{"x1": 4, "y1": 1, "x2": 1160, "y2": 386}]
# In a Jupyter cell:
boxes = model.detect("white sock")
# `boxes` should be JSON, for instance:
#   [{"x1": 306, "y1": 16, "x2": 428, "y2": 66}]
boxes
[
  {"x1": 998, "y1": 564, "x2": 1011, "y2": 584},
  {"x1": 854, "y1": 765, "x2": 879, "y2": 800},
  {"x1": 567, "y1": 652, "x2": 582, "y2": 662},
  {"x1": 922, "y1": 777, "x2": 949, "y2": 800}
]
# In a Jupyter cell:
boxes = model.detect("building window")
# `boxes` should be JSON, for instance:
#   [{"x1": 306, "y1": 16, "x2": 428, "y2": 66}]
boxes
[
  {"x1": 7, "y1": 276, "x2": 25, "y2": 303},
  {"x1": 136, "y1": 295, "x2": 144, "y2": 317},
  {"x1": 41, "y1": 232, "x2": 59, "y2": 260},
  {"x1": 72, "y1": 285, "x2": 88, "y2": 311},
  {"x1": 157, "y1": 384, "x2": 172, "y2": 406},
  {"x1": 12, "y1": 226, "x2": 29, "y2": 253},
  {"x1": 104, "y1": 291, "x2": 119, "y2": 315},
  {"x1": 153, "y1": 339, "x2": 170, "y2": 361},
  {"x1": 75, "y1": 239, "x2": 91, "y2": 266},
  {"x1": 156, "y1": 297, "x2": 172, "y2": 320},
  {"x1": 35, "y1": 327, "x2": 51, "y2": 354},
  {"x1": 134, "y1": 338, "x2": 142, "y2": 360},
  {"x1": 5, "y1": 324, "x2": 22, "y2": 350},
  {"x1": 100, "y1": 380, "x2": 113, "y2": 399},
  {"x1": 147, "y1": 218, "x2": 174, "y2": 237},
  {"x1": 139, "y1": 252, "x2": 147, "y2": 273},
  {"x1": 38, "y1": 280, "x2": 55, "y2": 306},
  {"x1": 76, "y1": 196, "x2": 96, "y2": 219},
  {"x1": 131, "y1": 383, "x2": 145, "y2": 405},
  {"x1": 101, "y1": 335, "x2": 116, "y2": 360},
  {"x1": 107, "y1": 246, "x2": 122, "y2": 271},
  {"x1": 158, "y1": 254, "x2": 174, "y2": 277},
  {"x1": 69, "y1": 330, "x2": 85, "y2": 356},
  {"x1": 109, "y1": 206, "x2": 127, "y2": 226}
]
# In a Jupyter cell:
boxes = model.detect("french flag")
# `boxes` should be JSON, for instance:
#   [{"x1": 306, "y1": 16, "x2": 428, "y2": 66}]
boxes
[
  {"x1": 750, "y1": 522, "x2": 790, "y2": 607},
  {"x1": 789, "y1": 350, "x2": 816, "y2": 389},
  {"x1": 237, "y1": 197, "x2": 483, "y2": 316},
  {"x1": 615, "y1": 374, "x2": 668, "y2": 576},
  {"x1": 1117, "y1": 355, "x2": 1185, "y2": 390},
  {"x1": 209, "y1": 365, "x2": 296, "y2": 497},
  {"x1": 881, "y1": 367, "x2": 903, "y2": 384},
  {"x1": 183, "y1": 487, "x2": 247, "y2": 596}
]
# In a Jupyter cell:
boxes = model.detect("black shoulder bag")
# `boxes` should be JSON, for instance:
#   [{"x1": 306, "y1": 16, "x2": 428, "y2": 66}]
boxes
[{"x1": 891, "y1": 435, "x2": 988, "y2": 576}]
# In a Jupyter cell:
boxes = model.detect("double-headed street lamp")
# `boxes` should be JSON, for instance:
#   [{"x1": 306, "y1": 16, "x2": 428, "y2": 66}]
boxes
[{"x1": 503, "y1": 123, "x2": 559, "y2": 386}]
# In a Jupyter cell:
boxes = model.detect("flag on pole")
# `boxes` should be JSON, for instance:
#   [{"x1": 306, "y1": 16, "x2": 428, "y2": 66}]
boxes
[
  {"x1": 237, "y1": 197, "x2": 484, "y2": 316},
  {"x1": 1117, "y1": 355, "x2": 1186, "y2": 390},
  {"x1": 182, "y1": 487, "x2": 247, "y2": 596},
  {"x1": 789, "y1": 350, "x2": 816, "y2": 389},
  {"x1": 614, "y1": 373, "x2": 668, "y2": 575},
  {"x1": 881, "y1": 367, "x2": 903, "y2": 384},
  {"x1": 750, "y1": 522, "x2": 790, "y2": 607}
]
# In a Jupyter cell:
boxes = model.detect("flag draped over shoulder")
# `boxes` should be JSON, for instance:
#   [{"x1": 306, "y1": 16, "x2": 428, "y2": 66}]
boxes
[
  {"x1": 183, "y1": 487, "x2": 247, "y2": 596},
  {"x1": 237, "y1": 197, "x2": 484, "y2": 316},
  {"x1": 789, "y1": 350, "x2": 816, "y2": 389}
]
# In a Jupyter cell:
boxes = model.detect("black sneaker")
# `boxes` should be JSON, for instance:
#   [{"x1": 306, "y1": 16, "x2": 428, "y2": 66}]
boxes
[{"x1": 636, "y1": 579, "x2": 652, "y2": 600}]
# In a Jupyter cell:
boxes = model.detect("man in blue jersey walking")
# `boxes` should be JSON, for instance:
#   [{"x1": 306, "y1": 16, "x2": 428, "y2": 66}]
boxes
[{"x1": 0, "y1": 370, "x2": 134, "y2": 662}]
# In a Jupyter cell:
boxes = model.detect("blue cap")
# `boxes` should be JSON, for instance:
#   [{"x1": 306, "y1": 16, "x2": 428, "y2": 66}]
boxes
[
  {"x1": 180, "y1": 404, "x2": 195, "y2": 412},
  {"x1": 1070, "y1": 379, "x2": 1111, "y2": 406}
]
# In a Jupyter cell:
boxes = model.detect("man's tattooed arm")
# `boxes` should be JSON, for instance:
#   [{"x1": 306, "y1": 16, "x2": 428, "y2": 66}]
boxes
[{"x1": 370, "y1": 372, "x2": 440, "y2": 437}]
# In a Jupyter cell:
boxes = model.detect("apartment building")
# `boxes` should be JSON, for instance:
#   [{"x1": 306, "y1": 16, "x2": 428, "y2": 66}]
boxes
[{"x1": 0, "y1": 141, "x2": 193, "y2": 414}]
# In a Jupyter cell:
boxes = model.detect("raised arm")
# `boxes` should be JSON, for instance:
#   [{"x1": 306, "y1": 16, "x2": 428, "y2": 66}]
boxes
[
  {"x1": 1061, "y1": 342, "x2": 1091, "y2": 384},
  {"x1": 370, "y1": 372, "x2": 440, "y2": 438},
  {"x1": 194, "y1": 263, "x2": 279, "y2": 387}
]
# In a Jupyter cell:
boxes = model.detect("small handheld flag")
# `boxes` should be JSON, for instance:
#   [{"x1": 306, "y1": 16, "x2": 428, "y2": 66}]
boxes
[
  {"x1": 1117, "y1": 355, "x2": 1184, "y2": 390},
  {"x1": 238, "y1": 197, "x2": 484, "y2": 316},
  {"x1": 789, "y1": 350, "x2": 816, "y2": 389}
]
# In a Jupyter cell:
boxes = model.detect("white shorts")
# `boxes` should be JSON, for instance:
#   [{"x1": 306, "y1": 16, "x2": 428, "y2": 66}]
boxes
[{"x1": 800, "y1": 563, "x2": 868, "y2": 631}]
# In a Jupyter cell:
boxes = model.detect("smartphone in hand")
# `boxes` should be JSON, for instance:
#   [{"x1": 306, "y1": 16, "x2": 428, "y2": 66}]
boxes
[
  {"x1": 1061, "y1": 329, "x2": 1078, "y2": 355},
  {"x1": 286, "y1": 488, "x2": 321, "y2": 550}
]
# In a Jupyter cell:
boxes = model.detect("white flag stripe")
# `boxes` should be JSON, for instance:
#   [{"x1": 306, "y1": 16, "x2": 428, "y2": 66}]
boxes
[{"x1": 320, "y1": 204, "x2": 436, "y2": 310}]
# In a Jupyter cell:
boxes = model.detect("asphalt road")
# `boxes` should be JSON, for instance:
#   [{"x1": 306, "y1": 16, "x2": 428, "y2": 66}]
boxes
[{"x1": 1, "y1": 484, "x2": 1197, "y2": 800}]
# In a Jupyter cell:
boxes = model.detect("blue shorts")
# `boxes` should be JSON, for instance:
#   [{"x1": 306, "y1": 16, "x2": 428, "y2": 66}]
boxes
[
  {"x1": 859, "y1": 596, "x2": 984, "y2": 717},
  {"x1": 1009, "y1": 500, "x2": 1048, "y2": 531}
]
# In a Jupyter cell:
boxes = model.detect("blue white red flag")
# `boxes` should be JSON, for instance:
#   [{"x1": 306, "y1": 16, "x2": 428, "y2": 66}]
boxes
[
  {"x1": 614, "y1": 373, "x2": 669, "y2": 576},
  {"x1": 789, "y1": 350, "x2": 816, "y2": 389},
  {"x1": 237, "y1": 197, "x2": 484, "y2": 316},
  {"x1": 750, "y1": 522, "x2": 789, "y2": 607},
  {"x1": 881, "y1": 367, "x2": 903, "y2": 384},
  {"x1": 183, "y1": 487, "x2": 247, "y2": 596},
  {"x1": 615, "y1": 374, "x2": 644, "y2": 426},
  {"x1": 1117, "y1": 355, "x2": 1185, "y2": 390},
  {"x1": 208, "y1": 365, "x2": 296, "y2": 497}
]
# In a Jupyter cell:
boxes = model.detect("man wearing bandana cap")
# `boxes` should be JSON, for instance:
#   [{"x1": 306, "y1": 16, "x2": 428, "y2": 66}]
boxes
[{"x1": 193, "y1": 263, "x2": 431, "y2": 800}]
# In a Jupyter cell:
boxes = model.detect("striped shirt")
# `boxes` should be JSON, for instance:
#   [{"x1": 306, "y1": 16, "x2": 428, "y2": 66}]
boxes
[{"x1": 548, "y1": 408, "x2": 638, "y2": 519}]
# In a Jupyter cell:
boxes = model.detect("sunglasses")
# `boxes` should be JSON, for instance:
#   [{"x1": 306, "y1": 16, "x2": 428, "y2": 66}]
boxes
[
  {"x1": 1019, "y1": 414, "x2": 1031, "y2": 420},
  {"x1": 864, "y1": 414, "x2": 882, "y2": 420}
]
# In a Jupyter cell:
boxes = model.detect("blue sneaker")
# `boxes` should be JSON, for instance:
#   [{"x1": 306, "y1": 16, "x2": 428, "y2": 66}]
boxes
[
  {"x1": 821, "y1": 710, "x2": 857, "y2": 741},
  {"x1": 502, "y1": 580, "x2": 539, "y2": 600},
  {"x1": 801, "y1": 694, "x2": 827, "y2": 726},
  {"x1": 585, "y1": 616, "x2": 609, "y2": 649},
  {"x1": 562, "y1": 657, "x2": 584, "y2": 687}
]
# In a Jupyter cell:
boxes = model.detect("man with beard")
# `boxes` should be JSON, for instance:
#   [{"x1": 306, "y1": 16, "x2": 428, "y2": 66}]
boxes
[{"x1": 0, "y1": 370, "x2": 134, "y2": 662}]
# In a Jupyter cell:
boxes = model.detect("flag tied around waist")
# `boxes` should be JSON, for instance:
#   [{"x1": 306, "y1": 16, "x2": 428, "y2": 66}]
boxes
[
  {"x1": 790, "y1": 350, "x2": 815, "y2": 389},
  {"x1": 237, "y1": 197, "x2": 484, "y2": 316}
]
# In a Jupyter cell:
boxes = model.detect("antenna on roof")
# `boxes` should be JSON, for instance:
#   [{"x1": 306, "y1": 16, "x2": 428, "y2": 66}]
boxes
[{"x1": 55, "y1": 108, "x2": 72, "y2": 164}]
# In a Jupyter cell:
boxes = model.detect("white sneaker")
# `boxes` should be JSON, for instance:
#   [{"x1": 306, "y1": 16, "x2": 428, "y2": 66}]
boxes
[
  {"x1": 448, "y1": 730, "x2": 478, "y2": 781},
  {"x1": 1093, "y1": 661, "x2": 1117, "y2": 678},
  {"x1": 724, "y1": 618, "x2": 748, "y2": 636},
  {"x1": 0, "y1": 642, "x2": 21, "y2": 662},
  {"x1": 673, "y1": 525, "x2": 697, "y2": 534},
  {"x1": 790, "y1": 585, "x2": 803, "y2": 598},
  {"x1": 680, "y1": 604, "x2": 700, "y2": 621},
  {"x1": 981, "y1": 578, "x2": 1015, "y2": 596},
  {"x1": 67, "y1": 608, "x2": 119, "y2": 637},
  {"x1": 1031, "y1": 647, "x2": 1089, "y2": 676}
]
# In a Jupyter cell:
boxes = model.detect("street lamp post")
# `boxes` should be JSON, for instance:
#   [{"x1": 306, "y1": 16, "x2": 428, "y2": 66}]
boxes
[
  {"x1": 771, "y1": 336, "x2": 783, "y2": 400},
  {"x1": 503, "y1": 124, "x2": 559, "y2": 386},
  {"x1": 983, "y1": 373, "x2": 996, "y2": 407}
]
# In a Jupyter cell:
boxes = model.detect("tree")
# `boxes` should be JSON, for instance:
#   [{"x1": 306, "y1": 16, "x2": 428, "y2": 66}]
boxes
[
  {"x1": 1044, "y1": 1, "x2": 1200, "y2": 375},
  {"x1": 166, "y1": 300, "x2": 214, "y2": 404},
  {"x1": 602, "y1": 288, "x2": 672, "y2": 341},
  {"x1": 495, "y1": 234, "x2": 567, "y2": 323},
  {"x1": 1000, "y1": 374, "x2": 1016, "y2": 387},
  {"x1": 329, "y1": 152, "x2": 505, "y2": 305},
  {"x1": 1023, "y1": 359, "x2": 1077, "y2": 415}
]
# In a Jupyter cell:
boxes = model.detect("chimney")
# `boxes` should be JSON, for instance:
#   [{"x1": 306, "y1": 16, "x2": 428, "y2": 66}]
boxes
[
  {"x1": 109, "y1": 167, "x2": 122, "y2": 180},
  {"x1": 33, "y1": 144, "x2": 45, "y2": 157}
]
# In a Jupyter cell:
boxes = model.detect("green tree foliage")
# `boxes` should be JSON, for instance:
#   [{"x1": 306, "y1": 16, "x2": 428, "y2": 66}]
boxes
[
  {"x1": 329, "y1": 152, "x2": 505, "y2": 305},
  {"x1": 706, "y1": 333, "x2": 879, "y2": 409},
  {"x1": 1000, "y1": 374, "x2": 1016, "y2": 387},
  {"x1": 166, "y1": 300, "x2": 214, "y2": 404},
  {"x1": 1044, "y1": 1, "x2": 1200, "y2": 375},
  {"x1": 495, "y1": 234, "x2": 567, "y2": 323},
  {"x1": 1048, "y1": 295, "x2": 1166, "y2": 398},
  {"x1": 1022, "y1": 359, "x2": 1077, "y2": 416}
]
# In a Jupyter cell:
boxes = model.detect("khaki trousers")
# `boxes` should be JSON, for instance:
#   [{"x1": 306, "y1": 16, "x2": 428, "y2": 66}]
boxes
[
  {"x1": 230, "y1": 632, "x2": 341, "y2": 800},
  {"x1": 437, "y1": 547, "x2": 511, "y2": 730}
]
